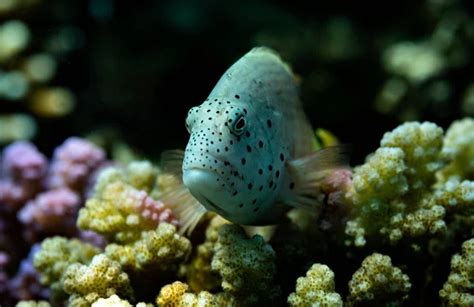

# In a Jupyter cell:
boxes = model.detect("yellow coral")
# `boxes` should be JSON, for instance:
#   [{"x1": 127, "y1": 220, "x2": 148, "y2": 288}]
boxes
[
  {"x1": 345, "y1": 122, "x2": 448, "y2": 246},
  {"x1": 156, "y1": 281, "x2": 237, "y2": 307},
  {"x1": 439, "y1": 238, "x2": 474, "y2": 306},
  {"x1": 105, "y1": 222, "x2": 191, "y2": 272},
  {"x1": 287, "y1": 263, "x2": 342, "y2": 307},
  {"x1": 78, "y1": 181, "x2": 178, "y2": 243},
  {"x1": 183, "y1": 215, "x2": 228, "y2": 292},
  {"x1": 439, "y1": 118, "x2": 474, "y2": 181},
  {"x1": 211, "y1": 224, "x2": 278, "y2": 304},
  {"x1": 347, "y1": 253, "x2": 411, "y2": 305},
  {"x1": 92, "y1": 294, "x2": 133, "y2": 307},
  {"x1": 63, "y1": 254, "x2": 133, "y2": 307},
  {"x1": 33, "y1": 237, "x2": 100, "y2": 298},
  {"x1": 15, "y1": 301, "x2": 51, "y2": 307}
]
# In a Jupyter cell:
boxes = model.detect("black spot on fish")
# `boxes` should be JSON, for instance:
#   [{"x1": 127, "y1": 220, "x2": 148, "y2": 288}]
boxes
[
  {"x1": 258, "y1": 169, "x2": 263, "y2": 175},
  {"x1": 258, "y1": 141, "x2": 263, "y2": 148},
  {"x1": 276, "y1": 170, "x2": 280, "y2": 178},
  {"x1": 235, "y1": 94, "x2": 240, "y2": 99},
  {"x1": 239, "y1": 203, "x2": 243, "y2": 208},
  {"x1": 246, "y1": 145, "x2": 252, "y2": 153},
  {"x1": 289, "y1": 182, "x2": 295, "y2": 190},
  {"x1": 268, "y1": 165, "x2": 273, "y2": 171},
  {"x1": 280, "y1": 153, "x2": 285, "y2": 161},
  {"x1": 243, "y1": 108, "x2": 247, "y2": 114},
  {"x1": 241, "y1": 158, "x2": 246, "y2": 165},
  {"x1": 245, "y1": 131, "x2": 250, "y2": 137},
  {"x1": 252, "y1": 199, "x2": 257, "y2": 205},
  {"x1": 259, "y1": 185, "x2": 263, "y2": 191},
  {"x1": 253, "y1": 207, "x2": 259, "y2": 212},
  {"x1": 248, "y1": 183, "x2": 253, "y2": 190},
  {"x1": 225, "y1": 147, "x2": 229, "y2": 151},
  {"x1": 269, "y1": 181, "x2": 274, "y2": 188},
  {"x1": 232, "y1": 191, "x2": 238, "y2": 196},
  {"x1": 267, "y1": 120, "x2": 272, "y2": 128}
]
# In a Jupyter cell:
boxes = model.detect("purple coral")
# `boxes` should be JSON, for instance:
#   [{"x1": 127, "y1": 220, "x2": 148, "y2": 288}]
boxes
[
  {"x1": 45, "y1": 137, "x2": 106, "y2": 192},
  {"x1": 8, "y1": 245, "x2": 49, "y2": 301},
  {"x1": 0, "y1": 142, "x2": 47, "y2": 212},
  {"x1": 18, "y1": 188, "x2": 81, "y2": 242}
]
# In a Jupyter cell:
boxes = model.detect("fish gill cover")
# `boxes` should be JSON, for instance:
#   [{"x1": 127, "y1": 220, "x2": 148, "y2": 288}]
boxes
[{"x1": 0, "y1": 0, "x2": 474, "y2": 306}]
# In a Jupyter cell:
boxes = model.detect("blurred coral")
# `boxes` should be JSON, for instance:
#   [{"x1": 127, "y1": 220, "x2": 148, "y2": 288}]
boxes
[{"x1": 45, "y1": 137, "x2": 106, "y2": 192}]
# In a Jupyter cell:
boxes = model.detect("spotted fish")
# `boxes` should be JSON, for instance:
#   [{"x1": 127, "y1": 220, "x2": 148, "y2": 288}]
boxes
[{"x1": 162, "y1": 47, "x2": 348, "y2": 234}]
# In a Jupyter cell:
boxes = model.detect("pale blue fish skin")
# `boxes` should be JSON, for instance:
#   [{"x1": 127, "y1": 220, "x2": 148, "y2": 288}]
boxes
[{"x1": 182, "y1": 48, "x2": 315, "y2": 225}]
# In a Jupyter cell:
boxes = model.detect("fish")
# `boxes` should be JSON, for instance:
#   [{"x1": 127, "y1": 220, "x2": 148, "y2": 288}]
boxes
[{"x1": 162, "y1": 47, "x2": 348, "y2": 234}]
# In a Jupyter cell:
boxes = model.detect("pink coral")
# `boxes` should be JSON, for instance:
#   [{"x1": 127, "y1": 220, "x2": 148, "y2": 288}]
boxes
[
  {"x1": 18, "y1": 188, "x2": 81, "y2": 242},
  {"x1": 126, "y1": 188, "x2": 179, "y2": 228},
  {"x1": 45, "y1": 137, "x2": 106, "y2": 191}
]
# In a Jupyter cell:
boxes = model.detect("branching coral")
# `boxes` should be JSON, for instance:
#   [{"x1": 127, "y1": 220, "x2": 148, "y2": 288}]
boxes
[
  {"x1": 287, "y1": 263, "x2": 342, "y2": 307},
  {"x1": 0, "y1": 141, "x2": 46, "y2": 212},
  {"x1": 347, "y1": 253, "x2": 411, "y2": 306},
  {"x1": 78, "y1": 181, "x2": 178, "y2": 243},
  {"x1": 15, "y1": 301, "x2": 51, "y2": 307},
  {"x1": 156, "y1": 281, "x2": 237, "y2": 307},
  {"x1": 439, "y1": 238, "x2": 474, "y2": 306},
  {"x1": 93, "y1": 160, "x2": 159, "y2": 196},
  {"x1": 105, "y1": 222, "x2": 191, "y2": 272},
  {"x1": 211, "y1": 224, "x2": 278, "y2": 305},
  {"x1": 438, "y1": 118, "x2": 474, "y2": 181},
  {"x1": 33, "y1": 237, "x2": 100, "y2": 299},
  {"x1": 182, "y1": 215, "x2": 228, "y2": 292},
  {"x1": 345, "y1": 122, "x2": 448, "y2": 246},
  {"x1": 18, "y1": 188, "x2": 81, "y2": 242},
  {"x1": 62, "y1": 254, "x2": 133, "y2": 307},
  {"x1": 91, "y1": 294, "x2": 153, "y2": 307},
  {"x1": 46, "y1": 137, "x2": 106, "y2": 191}
]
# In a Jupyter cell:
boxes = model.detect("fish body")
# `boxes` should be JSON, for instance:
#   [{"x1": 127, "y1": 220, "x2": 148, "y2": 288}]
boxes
[{"x1": 163, "y1": 47, "x2": 346, "y2": 232}]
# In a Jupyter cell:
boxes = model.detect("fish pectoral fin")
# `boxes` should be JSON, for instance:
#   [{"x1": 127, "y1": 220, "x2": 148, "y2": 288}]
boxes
[
  {"x1": 160, "y1": 150, "x2": 207, "y2": 236},
  {"x1": 285, "y1": 145, "x2": 351, "y2": 211},
  {"x1": 161, "y1": 149, "x2": 186, "y2": 176}
]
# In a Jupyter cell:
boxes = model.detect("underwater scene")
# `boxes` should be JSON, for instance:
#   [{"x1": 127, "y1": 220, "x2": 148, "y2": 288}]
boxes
[{"x1": 1, "y1": 0, "x2": 474, "y2": 306}]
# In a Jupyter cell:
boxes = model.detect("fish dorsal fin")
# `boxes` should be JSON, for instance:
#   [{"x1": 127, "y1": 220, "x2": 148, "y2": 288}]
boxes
[
  {"x1": 285, "y1": 145, "x2": 351, "y2": 210},
  {"x1": 160, "y1": 150, "x2": 207, "y2": 236},
  {"x1": 210, "y1": 47, "x2": 315, "y2": 158}
]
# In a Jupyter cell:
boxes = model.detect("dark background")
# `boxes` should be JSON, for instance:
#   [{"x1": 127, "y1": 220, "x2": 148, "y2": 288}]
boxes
[{"x1": 2, "y1": 0, "x2": 474, "y2": 164}]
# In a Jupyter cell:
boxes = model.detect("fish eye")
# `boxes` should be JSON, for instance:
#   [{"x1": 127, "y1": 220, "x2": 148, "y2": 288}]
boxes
[{"x1": 232, "y1": 115, "x2": 246, "y2": 135}]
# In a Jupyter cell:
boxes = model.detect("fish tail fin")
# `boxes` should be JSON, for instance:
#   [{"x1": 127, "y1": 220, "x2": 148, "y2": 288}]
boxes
[
  {"x1": 160, "y1": 150, "x2": 207, "y2": 236},
  {"x1": 285, "y1": 145, "x2": 351, "y2": 211}
]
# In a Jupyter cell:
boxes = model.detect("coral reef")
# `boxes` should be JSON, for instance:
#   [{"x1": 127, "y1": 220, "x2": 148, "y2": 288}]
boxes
[
  {"x1": 211, "y1": 224, "x2": 278, "y2": 305},
  {"x1": 33, "y1": 237, "x2": 100, "y2": 300},
  {"x1": 156, "y1": 281, "x2": 237, "y2": 307},
  {"x1": 287, "y1": 263, "x2": 342, "y2": 307},
  {"x1": 347, "y1": 253, "x2": 411, "y2": 306},
  {"x1": 439, "y1": 238, "x2": 474, "y2": 306},
  {"x1": 62, "y1": 254, "x2": 133, "y2": 306}
]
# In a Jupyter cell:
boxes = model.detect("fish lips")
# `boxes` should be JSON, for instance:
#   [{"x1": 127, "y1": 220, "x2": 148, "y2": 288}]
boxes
[{"x1": 183, "y1": 168, "x2": 228, "y2": 215}]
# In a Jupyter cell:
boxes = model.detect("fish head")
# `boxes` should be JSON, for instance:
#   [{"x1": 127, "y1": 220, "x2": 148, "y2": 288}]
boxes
[{"x1": 182, "y1": 97, "x2": 281, "y2": 224}]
